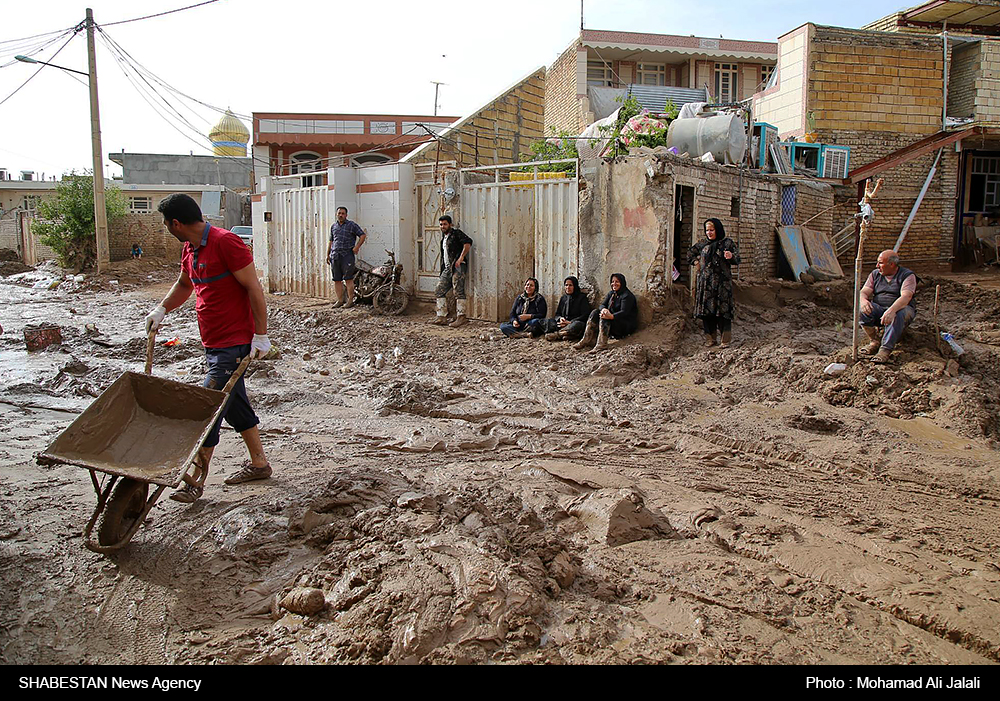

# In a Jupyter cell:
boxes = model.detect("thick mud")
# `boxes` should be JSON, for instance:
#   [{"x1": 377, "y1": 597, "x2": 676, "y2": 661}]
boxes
[{"x1": 1, "y1": 260, "x2": 998, "y2": 665}]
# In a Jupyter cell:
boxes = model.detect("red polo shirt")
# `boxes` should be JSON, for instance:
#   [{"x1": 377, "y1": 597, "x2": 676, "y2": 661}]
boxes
[{"x1": 181, "y1": 224, "x2": 255, "y2": 349}]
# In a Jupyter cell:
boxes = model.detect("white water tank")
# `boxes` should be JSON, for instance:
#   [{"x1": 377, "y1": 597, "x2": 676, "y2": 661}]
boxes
[{"x1": 666, "y1": 114, "x2": 747, "y2": 164}]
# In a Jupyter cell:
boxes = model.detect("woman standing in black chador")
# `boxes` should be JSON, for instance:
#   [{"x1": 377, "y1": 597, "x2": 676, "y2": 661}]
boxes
[{"x1": 687, "y1": 218, "x2": 741, "y2": 347}]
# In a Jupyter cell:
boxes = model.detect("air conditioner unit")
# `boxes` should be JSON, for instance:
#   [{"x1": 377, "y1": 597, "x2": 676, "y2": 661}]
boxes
[{"x1": 820, "y1": 145, "x2": 851, "y2": 179}]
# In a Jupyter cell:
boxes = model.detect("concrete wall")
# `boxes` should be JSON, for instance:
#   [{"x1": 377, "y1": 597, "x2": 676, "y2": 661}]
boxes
[
  {"x1": 753, "y1": 25, "x2": 810, "y2": 137},
  {"x1": 114, "y1": 153, "x2": 252, "y2": 190},
  {"x1": 579, "y1": 154, "x2": 830, "y2": 323},
  {"x1": 406, "y1": 69, "x2": 546, "y2": 169}
]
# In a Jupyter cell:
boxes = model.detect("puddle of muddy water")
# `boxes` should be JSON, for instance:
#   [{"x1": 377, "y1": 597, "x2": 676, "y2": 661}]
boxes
[{"x1": 885, "y1": 417, "x2": 993, "y2": 460}]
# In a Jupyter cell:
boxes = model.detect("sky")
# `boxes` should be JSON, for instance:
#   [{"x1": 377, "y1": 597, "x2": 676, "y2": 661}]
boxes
[{"x1": 0, "y1": 0, "x2": 916, "y2": 180}]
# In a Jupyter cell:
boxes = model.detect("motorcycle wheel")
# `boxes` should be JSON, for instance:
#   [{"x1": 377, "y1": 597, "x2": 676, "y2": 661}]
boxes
[{"x1": 373, "y1": 286, "x2": 408, "y2": 316}]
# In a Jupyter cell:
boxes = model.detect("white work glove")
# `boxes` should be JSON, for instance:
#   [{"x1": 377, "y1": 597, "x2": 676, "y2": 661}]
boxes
[
  {"x1": 145, "y1": 305, "x2": 166, "y2": 334},
  {"x1": 250, "y1": 334, "x2": 271, "y2": 359}
]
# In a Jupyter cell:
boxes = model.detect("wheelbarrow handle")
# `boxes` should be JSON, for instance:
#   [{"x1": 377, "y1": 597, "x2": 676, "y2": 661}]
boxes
[
  {"x1": 145, "y1": 331, "x2": 156, "y2": 375},
  {"x1": 222, "y1": 354, "x2": 252, "y2": 395}
]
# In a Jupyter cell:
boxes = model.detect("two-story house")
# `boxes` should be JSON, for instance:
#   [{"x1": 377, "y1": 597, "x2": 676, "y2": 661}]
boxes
[
  {"x1": 251, "y1": 112, "x2": 458, "y2": 191},
  {"x1": 545, "y1": 29, "x2": 778, "y2": 134}
]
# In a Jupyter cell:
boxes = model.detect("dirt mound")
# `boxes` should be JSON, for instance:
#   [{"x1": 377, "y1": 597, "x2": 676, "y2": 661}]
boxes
[
  {"x1": 0, "y1": 261, "x2": 33, "y2": 277},
  {"x1": 0, "y1": 249, "x2": 19, "y2": 262}
]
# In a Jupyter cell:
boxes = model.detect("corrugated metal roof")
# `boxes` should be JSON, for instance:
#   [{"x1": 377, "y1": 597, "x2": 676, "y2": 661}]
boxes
[{"x1": 627, "y1": 85, "x2": 709, "y2": 113}]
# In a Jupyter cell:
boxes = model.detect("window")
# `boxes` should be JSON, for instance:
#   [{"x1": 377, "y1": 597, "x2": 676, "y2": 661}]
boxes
[
  {"x1": 637, "y1": 63, "x2": 666, "y2": 86},
  {"x1": 587, "y1": 60, "x2": 614, "y2": 87},
  {"x1": 370, "y1": 121, "x2": 397, "y2": 135},
  {"x1": 129, "y1": 196, "x2": 152, "y2": 213},
  {"x1": 714, "y1": 63, "x2": 739, "y2": 103},
  {"x1": 970, "y1": 155, "x2": 1000, "y2": 211},
  {"x1": 22, "y1": 195, "x2": 38, "y2": 213},
  {"x1": 351, "y1": 153, "x2": 392, "y2": 166},
  {"x1": 289, "y1": 152, "x2": 323, "y2": 187},
  {"x1": 760, "y1": 64, "x2": 776, "y2": 90}
]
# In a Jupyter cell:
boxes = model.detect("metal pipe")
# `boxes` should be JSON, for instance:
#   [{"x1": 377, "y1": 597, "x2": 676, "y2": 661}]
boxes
[{"x1": 943, "y1": 21, "x2": 949, "y2": 131}]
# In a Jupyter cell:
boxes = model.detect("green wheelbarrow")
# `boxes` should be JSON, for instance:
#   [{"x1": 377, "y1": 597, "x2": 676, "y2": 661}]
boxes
[{"x1": 37, "y1": 333, "x2": 250, "y2": 554}]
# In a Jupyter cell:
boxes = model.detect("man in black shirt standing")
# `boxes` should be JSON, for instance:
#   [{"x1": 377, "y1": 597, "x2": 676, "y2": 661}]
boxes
[{"x1": 430, "y1": 215, "x2": 472, "y2": 328}]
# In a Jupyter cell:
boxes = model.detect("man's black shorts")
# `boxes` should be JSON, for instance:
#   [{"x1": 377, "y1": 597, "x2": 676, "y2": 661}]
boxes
[{"x1": 330, "y1": 250, "x2": 357, "y2": 282}]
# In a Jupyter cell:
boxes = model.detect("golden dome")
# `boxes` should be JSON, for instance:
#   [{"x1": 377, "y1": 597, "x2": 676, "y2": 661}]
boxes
[{"x1": 209, "y1": 110, "x2": 250, "y2": 157}]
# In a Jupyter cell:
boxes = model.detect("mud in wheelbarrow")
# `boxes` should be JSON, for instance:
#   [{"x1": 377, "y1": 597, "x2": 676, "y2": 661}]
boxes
[{"x1": 37, "y1": 361, "x2": 242, "y2": 554}]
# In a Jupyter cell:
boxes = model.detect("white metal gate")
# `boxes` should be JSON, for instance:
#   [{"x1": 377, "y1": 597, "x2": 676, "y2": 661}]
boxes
[
  {"x1": 270, "y1": 185, "x2": 332, "y2": 297},
  {"x1": 458, "y1": 159, "x2": 578, "y2": 322}
]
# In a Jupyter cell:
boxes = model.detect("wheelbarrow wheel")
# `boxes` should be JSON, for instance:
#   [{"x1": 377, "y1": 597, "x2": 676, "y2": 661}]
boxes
[
  {"x1": 98, "y1": 478, "x2": 149, "y2": 547},
  {"x1": 373, "y1": 286, "x2": 408, "y2": 316}
]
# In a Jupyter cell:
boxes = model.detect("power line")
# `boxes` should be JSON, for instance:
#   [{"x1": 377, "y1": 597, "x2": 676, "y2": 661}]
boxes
[
  {"x1": 97, "y1": 30, "x2": 260, "y2": 176},
  {"x1": 101, "y1": 1, "x2": 221, "y2": 27},
  {"x1": 0, "y1": 27, "x2": 80, "y2": 69},
  {"x1": 0, "y1": 28, "x2": 81, "y2": 107},
  {"x1": 97, "y1": 25, "x2": 250, "y2": 121},
  {"x1": 0, "y1": 25, "x2": 77, "y2": 46}
]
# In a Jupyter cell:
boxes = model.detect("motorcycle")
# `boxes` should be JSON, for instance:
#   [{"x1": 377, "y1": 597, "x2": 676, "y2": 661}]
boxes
[{"x1": 354, "y1": 249, "x2": 409, "y2": 316}]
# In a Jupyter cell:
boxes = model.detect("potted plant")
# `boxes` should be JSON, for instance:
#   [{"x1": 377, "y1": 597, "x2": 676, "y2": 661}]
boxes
[{"x1": 804, "y1": 112, "x2": 818, "y2": 143}]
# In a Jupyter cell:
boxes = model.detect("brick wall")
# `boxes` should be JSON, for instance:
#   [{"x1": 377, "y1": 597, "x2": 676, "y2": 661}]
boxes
[
  {"x1": 810, "y1": 26, "x2": 945, "y2": 137},
  {"x1": 823, "y1": 131, "x2": 958, "y2": 269},
  {"x1": 862, "y1": 13, "x2": 903, "y2": 33},
  {"x1": 109, "y1": 213, "x2": 182, "y2": 262},
  {"x1": 544, "y1": 41, "x2": 584, "y2": 134},
  {"x1": 409, "y1": 68, "x2": 545, "y2": 168},
  {"x1": 975, "y1": 40, "x2": 1000, "y2": 122},
  {"x1": 0, "y1": 214, "x2": 16, "y2": 251},
  {"x1": 581, "y1": 155, "x2": 832, "y2": 311},
  {"x1": 950, "y1": 41, "x2": 979, "y2": 118}
]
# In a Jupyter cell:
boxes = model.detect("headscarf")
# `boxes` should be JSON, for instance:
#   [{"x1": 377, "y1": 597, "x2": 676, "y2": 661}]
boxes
[
  {"x1": 523, "y1": 277, "x2": 539, "y2": 299},
  {"x1": 703, "y1": 218, "x2": 730, "y2": 268},
  {"x1": 563, "y1": 276, "x2": 582, "y2": 298},
  {"x1": 610, "y1": 273, "x2": 628, "y2": 291}
]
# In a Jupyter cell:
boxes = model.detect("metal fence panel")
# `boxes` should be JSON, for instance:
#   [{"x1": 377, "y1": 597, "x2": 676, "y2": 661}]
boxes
[
  {"x1": 272, "y1": 186, "x2": 331, "y2": 298},
  {"x1": 534, "y1": 179, "x2": 578, "y2": 304}
]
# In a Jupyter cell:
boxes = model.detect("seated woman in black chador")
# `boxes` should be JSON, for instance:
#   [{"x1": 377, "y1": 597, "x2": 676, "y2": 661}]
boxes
[{"x1": 574, "y1": 273, "x2": 637, "y2": 353}]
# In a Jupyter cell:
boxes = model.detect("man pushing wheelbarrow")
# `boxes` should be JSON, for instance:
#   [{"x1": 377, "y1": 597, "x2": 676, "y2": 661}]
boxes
[{"x1": 144, "y1": 194, "x2": 273, "y2": 504}]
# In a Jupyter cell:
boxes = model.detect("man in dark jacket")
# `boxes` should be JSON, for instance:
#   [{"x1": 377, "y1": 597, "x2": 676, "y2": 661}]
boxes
[
  {"x1": 575, "y1": 273, "x2": 638, "y2": 352},
  {"x1": 536, "y1": 276, "x2": 591, "y2": 342},
  {"x1": 430, "y1": 215, "x2": 473, "y2": 328},
  {"x1": 859, "y1": 250, "x2": 917, "y2": 363},
  {"x1": 500, "y1": 277, "x2": 546, "y2": 338}
]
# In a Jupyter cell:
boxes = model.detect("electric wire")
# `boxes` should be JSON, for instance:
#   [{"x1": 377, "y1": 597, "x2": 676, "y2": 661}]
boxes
[
  {"x1": 0, "y1": 28, "x2": 82, "y2": 107},
  {"x1": 0, "y1": 25, "x2": 77, "y2": 46},
  {"x1": 101, "y1": 1, "x2": 221, "y2": 27},
  {"x1": 97, "y1": 29, "x2": 261, "y2": 176},
  {"x1": 97, "y1": 26, "x2": 250, "y2": 121},
  {"x1": 0, "y1": 27, "x2": 80, "y2": 69}
]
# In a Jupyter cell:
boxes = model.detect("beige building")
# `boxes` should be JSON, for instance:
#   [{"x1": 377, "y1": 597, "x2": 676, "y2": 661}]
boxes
[
  {"x1": 545, "y1": 29, "x2": 778, "y2": 134},
  {"x1": 753, "y1": 2, "x2": 1000, "y2": 270}
]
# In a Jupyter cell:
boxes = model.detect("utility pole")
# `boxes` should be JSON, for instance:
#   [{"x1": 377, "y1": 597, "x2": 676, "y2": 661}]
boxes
[
  {"x1": 86, "y1": 8, "x2": 109, "y2": 274},
  {"x1": 431, "y1": 81, "x2": 446, "y2": 117}
]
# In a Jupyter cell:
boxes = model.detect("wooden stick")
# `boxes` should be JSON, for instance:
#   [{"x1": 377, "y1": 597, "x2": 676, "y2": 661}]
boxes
[
  {"x1": 799, "y1": 199, "x2": 851, "y2": 228},
  {"x1": 852, "y1": 178, "x2": 884, "y2": 363},
  {"x1": 933, "y1": 284, "x2": 943, "y2": 357},
  {"x1": 145, "y1": 332, "x2": 156, "y2": 375}
]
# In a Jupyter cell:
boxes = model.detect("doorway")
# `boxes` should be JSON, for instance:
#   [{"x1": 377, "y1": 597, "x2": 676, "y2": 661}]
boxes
[{"x1": 673, "y1": 185, "x2": 695, "y2": 287}]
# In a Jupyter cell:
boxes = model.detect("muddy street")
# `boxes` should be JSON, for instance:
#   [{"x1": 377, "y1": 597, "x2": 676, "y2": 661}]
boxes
[{"x1": 1, "y1": 261, "x2": 998, "y2": 665}]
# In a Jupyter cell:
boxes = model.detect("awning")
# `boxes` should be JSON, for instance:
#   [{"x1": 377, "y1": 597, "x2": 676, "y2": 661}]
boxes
[{"x1": 900, "y1": 1, "x2": 1000, "y2": 32}]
